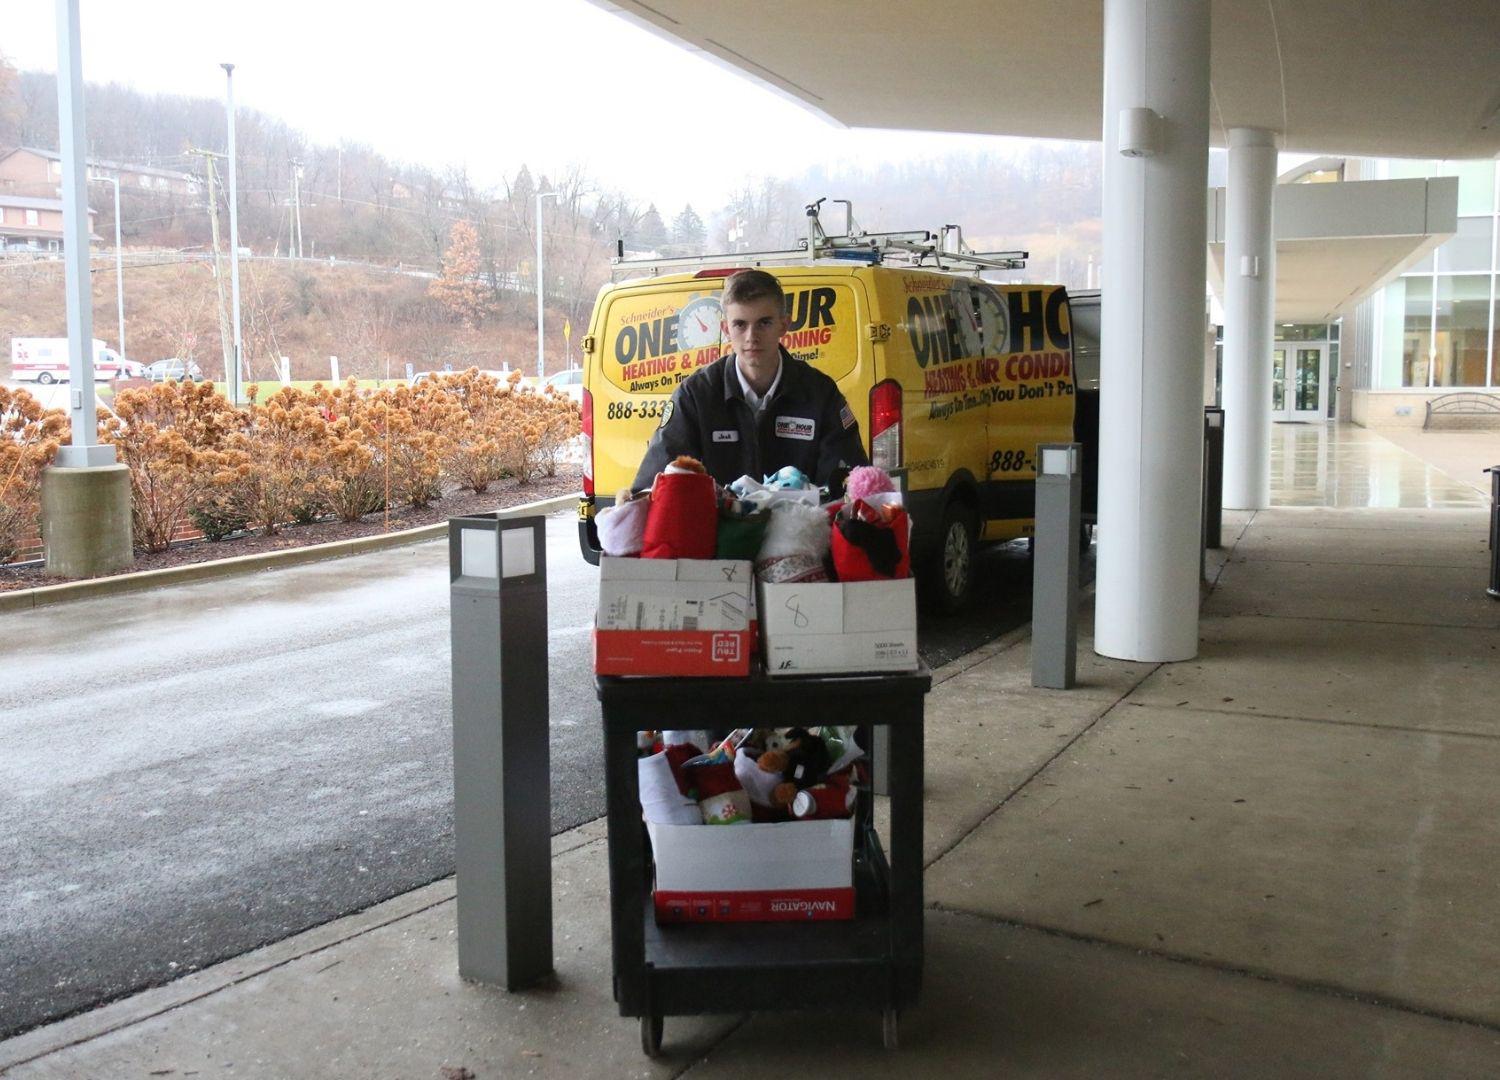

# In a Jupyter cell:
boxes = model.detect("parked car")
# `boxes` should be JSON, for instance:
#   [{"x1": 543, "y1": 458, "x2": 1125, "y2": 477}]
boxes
[{"x1": 144, "y1": 358, "x2": 204, "y2": 383}]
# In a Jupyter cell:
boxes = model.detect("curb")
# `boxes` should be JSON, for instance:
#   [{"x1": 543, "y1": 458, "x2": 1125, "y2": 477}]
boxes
[
  {"x1": 0, "y1": 818, "x2": 610, "y2": 1072},
  {"x1": 0, "y1": 492, "x2": 580, "y2": 615}
]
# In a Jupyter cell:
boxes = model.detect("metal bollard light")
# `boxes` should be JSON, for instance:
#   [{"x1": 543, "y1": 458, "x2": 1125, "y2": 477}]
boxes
[
  {"x1": 1487, "y1": 466, "x2": 1499, "y2": 600},
  {"x1": 1032, "y1": 443, "x2": 1082, "y2": 689},
  {"x1": 1203, "y1": 408, "x2": 1225, "y2": 549},
  {"x1": 449, "y1": 513, "x2": 552, "y2": 990}
]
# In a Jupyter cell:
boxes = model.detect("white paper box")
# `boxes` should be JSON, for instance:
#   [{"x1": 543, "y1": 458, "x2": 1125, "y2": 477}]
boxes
[
  {"x1": 597, "y1": 557, "x2": 752, "y2": 631},
  {"x1": 760, "y1": 579, "x2": 918, "y2": 676},
  {"x1": 647, "y1": 818, "x2": 855, "y2": 922},
  {"x1": 595, "y1": 558, "x2": 754, "y2": 676}
]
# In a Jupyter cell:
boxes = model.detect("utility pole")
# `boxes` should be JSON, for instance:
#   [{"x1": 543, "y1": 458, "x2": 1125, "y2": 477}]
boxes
[
  {"x1": 222, "y1": 63, "x2": 243, "y2": 406},
  {"x1": 192, "y1": 148, "x2": 234, "y2": 388},
  {"x1": 535, "y1": 190, "x2": 560, "y2": 380},
  {"x1": 289, "y1": 159, "x2": 304, "y2": 258}
]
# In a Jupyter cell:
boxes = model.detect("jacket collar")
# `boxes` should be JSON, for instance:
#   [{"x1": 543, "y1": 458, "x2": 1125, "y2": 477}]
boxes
[{"x1": 722, "y1": 346, "x2": 797, "y2": 405}]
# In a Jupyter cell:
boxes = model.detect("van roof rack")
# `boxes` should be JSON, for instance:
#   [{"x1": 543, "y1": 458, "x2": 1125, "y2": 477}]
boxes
[{"x1": 611, "y1": 197, "x2": 1028, "y2": 281}]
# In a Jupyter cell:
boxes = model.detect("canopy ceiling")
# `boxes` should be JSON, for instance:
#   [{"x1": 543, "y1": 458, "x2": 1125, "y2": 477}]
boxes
[{"x1": 589, "y1": 1, "x2": 1500, "y2": 160}]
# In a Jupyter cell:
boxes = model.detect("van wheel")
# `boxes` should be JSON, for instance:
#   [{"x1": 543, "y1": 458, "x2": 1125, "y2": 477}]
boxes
[
  {"x1": 925, "y1": 500, "x2": 977, "y2": 614},
  {"x1": 37, "y1": 372, "x2": 55, "y2": 385}
]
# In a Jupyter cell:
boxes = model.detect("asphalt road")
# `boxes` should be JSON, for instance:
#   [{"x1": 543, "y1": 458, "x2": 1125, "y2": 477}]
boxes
[{"x1": 0, "y1": 511, "x2": 1090, "y2": 1039}]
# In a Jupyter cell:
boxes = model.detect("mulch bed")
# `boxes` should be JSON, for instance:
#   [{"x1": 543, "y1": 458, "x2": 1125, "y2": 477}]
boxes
[{"x1": 0, "y1": 467, "x2": 582, "y2": 593}]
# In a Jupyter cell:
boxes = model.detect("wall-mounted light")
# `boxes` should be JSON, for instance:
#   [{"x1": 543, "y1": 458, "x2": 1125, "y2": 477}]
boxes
[{"x1": 1117, "y1": 107, "x2": 1161, "y2": 157}]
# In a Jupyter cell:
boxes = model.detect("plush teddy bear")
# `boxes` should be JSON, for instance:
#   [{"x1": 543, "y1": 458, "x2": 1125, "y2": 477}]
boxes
[{"x1": 755, "y1": 727, "x2": 832, "y2": 808}]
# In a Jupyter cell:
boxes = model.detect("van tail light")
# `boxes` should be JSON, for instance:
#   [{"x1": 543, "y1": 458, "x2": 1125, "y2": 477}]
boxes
[
  {"x1": 868, "y1": 379, "x2": 903, "y2": 471},
  {"x1": 581, "y1": 386, "x2": 594, "y2": 497}
]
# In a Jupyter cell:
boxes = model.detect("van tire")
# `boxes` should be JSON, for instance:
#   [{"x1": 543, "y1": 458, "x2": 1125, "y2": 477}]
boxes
[
  {"x1": 924, "y1": 499, "x2": 977, "y2": 615},
  {"x1": 37, "y1": 372, "x2": 54, "y2": 385}
]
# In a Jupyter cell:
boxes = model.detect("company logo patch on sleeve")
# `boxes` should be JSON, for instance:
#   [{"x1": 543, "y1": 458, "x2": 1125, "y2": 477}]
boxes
[
  {"x1": 839, "y1": 403, "x2": 856, "y2": 430},
  {"x1": 712, "y1": 430, "x2": 739, "y2": 443},
  {"x1": 774, "y1": 416, "x2": 816, "y2": 441}
]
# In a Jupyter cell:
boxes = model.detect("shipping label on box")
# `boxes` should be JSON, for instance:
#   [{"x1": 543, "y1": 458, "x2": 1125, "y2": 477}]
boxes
[
  {"x1": 648, "y1": 817, "x2": 855, "y2": 923},
  {"x1": 595, "y1": 557, "x2": 753, "y2": 676},
  {"x1": 760, "y1": 578, "x2": 918, "y2": 676}
]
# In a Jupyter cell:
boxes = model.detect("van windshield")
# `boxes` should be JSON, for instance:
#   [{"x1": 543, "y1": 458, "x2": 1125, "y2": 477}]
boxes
[{"x1": 599, "y1": 281, "x2": 859, "y2": 395}]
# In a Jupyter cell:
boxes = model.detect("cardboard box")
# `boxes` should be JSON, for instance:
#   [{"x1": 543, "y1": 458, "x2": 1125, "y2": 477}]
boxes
[
  {"x1": 760, "y1": 578, "x2": 919, "y2": 676},
  {"x1": 647, "y1": 817, "x2": 855, "y2": 923},
  {"x1": 595, "y1": 557, "x2": 754, "y2": 677}
]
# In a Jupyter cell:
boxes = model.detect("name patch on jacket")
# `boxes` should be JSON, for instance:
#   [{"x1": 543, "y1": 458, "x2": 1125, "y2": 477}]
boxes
[
  {"x1": 774, "y1": 416, "x2": 816, "y2": 441},
  {"x1": 712, "y1": 430, "x2": 739, "y2": 443}
]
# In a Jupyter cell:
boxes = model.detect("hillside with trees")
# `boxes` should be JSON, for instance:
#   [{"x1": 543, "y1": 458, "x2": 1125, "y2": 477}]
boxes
[{"x1": 0, "y1": 53, "x2": 1105, "y2": 378}]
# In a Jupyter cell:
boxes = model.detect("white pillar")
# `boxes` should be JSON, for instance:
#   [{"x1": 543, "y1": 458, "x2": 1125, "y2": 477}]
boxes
[
  {"x1": 1095, "y1": 0, "x2": 1210, "y2": 662},
  {"x1": 1221, "y1": 127, "x2": 1278, "y2": 509}
]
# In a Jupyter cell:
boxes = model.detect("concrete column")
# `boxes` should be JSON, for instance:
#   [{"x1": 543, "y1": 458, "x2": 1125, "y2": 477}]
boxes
[
  {"x1": 41, "y1": 465, "x2": 133, "y2": 577},
  {"x1": 1095, "y1": 0, "x2": 1210, "y2": 662},
  {"x1": 1221, "y1": 126, "x2": 1278, "y2": 508}
]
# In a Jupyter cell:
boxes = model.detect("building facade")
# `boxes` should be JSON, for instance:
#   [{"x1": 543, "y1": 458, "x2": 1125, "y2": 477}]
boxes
[{"x1": 1348, "y1": 158, "x2": 1499, "y2": 426}]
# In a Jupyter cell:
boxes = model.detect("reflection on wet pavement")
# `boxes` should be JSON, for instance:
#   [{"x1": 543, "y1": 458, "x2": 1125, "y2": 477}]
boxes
[{"x1": 1269, "y1": 423, "x2": 1491, "y2": 509}]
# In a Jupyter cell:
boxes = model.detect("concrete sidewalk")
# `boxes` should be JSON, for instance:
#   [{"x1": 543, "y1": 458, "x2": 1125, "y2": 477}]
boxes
[{"x1": 4, "y1": 424, "x2": 1499, "y2": 1078}]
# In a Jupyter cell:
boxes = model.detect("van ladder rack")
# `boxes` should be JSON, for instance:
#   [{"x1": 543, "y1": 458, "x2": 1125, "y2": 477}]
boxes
[{"x1": 611, "y1": 198, "x2": 1027, "y2": 281}]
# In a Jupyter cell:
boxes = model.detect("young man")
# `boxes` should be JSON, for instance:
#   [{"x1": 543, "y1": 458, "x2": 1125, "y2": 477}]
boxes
[{"x1": 631, "y1": 269, "x2": 868, "y2": 490}]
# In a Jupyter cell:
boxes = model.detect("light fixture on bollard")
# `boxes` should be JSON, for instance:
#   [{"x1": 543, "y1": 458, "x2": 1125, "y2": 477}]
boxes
[
  {"x1": 449, "y1": 513, "x2": 552, "y2": 990},
  {"x1": 1032, "y1": 443, "x2": 1082, "y2": 689}
]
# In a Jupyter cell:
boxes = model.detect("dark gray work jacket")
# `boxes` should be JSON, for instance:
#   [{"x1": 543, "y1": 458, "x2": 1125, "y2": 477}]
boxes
[{"x1": 631, "y1": 349, "x2": 868, "y2": 491}]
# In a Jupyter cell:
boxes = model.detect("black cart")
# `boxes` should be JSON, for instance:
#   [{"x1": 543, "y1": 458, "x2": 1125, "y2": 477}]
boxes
[{"x1": 596, "y1": 667, "x2": 932, "y2": 1055}]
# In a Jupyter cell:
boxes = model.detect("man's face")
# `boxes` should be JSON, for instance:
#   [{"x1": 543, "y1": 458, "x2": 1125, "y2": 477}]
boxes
[{"x1": 723, "y1": 295, "x2": 789, "y2": 388}]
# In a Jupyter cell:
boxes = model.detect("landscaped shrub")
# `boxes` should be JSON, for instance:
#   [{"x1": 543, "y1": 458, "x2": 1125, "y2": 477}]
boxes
[
  {"x1": 102, "y1": 380, "x2": 242, "y2": 553},
  {"x1": 507, "y1": 384, "x2": 582, "y2": 484},
  {"x1": 382, "y1": 381, "x2": 458, "y2": 508},
  {"x1": 0, "y1": 386, "x2": 67, "y2": 563},
  {"x1": 221, "y1": 385, "x2": 336, "y2": 535},
  {"x1": 187, "y1": 498, "x2": 250, "y2": 541},
  {"x1": 434, "y1": 369, "x2": 515, "y2": 494},
  {"x1": 312, "y1": 380, "x2": 387, "y2": 522}
]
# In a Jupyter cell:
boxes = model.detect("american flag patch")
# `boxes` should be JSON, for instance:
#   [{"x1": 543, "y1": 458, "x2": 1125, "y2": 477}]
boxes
[{"x1": 839, "y1": 403, "x2": 856, "y2": 430}]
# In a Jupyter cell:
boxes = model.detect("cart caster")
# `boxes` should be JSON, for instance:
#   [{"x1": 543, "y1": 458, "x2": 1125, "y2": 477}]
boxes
[
  {"x1": 641, "y1": 1013, "x2": 663, "y2": 1057},
  {"x1": 882, "y1": 1007, "x2": 899, "y2": 1050}
]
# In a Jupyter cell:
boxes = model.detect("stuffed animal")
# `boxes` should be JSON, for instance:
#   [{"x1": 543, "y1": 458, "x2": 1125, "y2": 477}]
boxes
[{"x1": 755, "y1": 726, "x2": 832, "y2": 808}]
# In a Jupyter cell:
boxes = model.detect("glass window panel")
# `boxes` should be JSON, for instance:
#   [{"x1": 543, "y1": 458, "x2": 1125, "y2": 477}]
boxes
[
  {"x1": 1296, "y1": 348, "x2": 1321, "y2": 411},
  {"x1": 1435, "y1": 217, "x2": 1494, "y2": 273},
  {"x1": 1433, "y1": 274, "x2": 1491, "y2": 387},
  {"x1": 1453, "y1": 160, "x2": 1497, "y2": 217},
  {"x1": 1272, "y1": 349, "x2": 1286, "y2": 410},
  {"x1": 1387, "y1": 159, "x2": 1433, "y2": 181},
  {"x1": 1402, "y1": 277, "x2": 1433, "y2": 387},
  {"x1": 1274, "y1": 323, "x2": 1329, "y2": 342}
]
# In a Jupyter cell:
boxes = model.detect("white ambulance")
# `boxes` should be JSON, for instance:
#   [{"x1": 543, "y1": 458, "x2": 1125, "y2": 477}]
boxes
[{"x1": 10, "y1": 338, "x2": 131, "y2": 383}]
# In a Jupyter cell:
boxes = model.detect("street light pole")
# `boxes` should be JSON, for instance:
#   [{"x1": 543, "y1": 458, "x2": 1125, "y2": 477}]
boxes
[
  {"x1": 52, "y1": 0, "x2": 112, "y2": 467},
  {"x1": 535, "y1": 190, "x2": 560, "y2": 380},
  {"x1": 222, "y1": 62, "x2": 243, "y2": 405},
  {"x1": 91, "y1": 172, "x2": 125, "y2": 368}
]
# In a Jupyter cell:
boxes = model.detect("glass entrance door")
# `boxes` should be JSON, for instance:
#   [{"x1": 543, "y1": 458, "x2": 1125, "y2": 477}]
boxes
[{"x1": 1272, "y1": 342, "x2": 1327, "y2": 421}]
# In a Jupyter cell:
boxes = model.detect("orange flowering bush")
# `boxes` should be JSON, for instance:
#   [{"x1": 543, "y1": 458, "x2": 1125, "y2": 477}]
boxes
[
  {"x1": 220, "y1": 385, "x2": 336, "y2": 535},
  {"x1": 505, "y1": 384, "x2": 582, "y2": 484},
  {"x1": 0, "y1": 386, "x2": 67, "y2": 563},
  {"x1": 434, "y1": 369, "x2": 517, "y2": 494},
  {"x1": 311, "y1": 380, "x2": 387, "y2": 521},
  {"x1": 102, "y1": 380, "x2": 242, "y2": 552},
  {"x1": 381, "y1": 381, "x2": 458, "y2": 508}
]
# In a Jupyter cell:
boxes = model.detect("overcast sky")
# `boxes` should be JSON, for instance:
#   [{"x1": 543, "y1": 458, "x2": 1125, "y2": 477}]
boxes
[{"x1": 5, "y1": 0, "x2": 1049, "y2": 214}]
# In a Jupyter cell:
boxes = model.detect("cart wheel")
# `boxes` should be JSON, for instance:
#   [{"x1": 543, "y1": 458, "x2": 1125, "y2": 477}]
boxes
[
  {"x1": 882, "y1": 1007, "x2": 899, "y2": 1050},
  {"x1": 641, "y1": 1013, "x2": 663, "y2": 1057}
]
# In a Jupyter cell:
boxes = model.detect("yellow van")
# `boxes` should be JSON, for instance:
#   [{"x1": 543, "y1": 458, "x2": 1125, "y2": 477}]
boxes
[{"x1": 576, "y1": 255, "x2": 1077, "y2": 612}]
